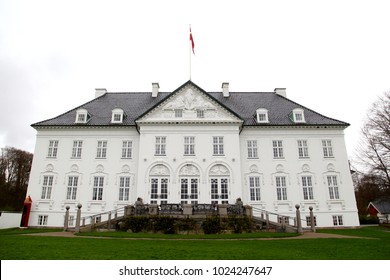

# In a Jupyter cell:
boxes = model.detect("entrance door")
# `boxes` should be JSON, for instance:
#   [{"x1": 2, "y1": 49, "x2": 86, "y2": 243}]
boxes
[
  {"x1": 150, "y1": 177, "x2": 168, "y2": 204},
  {"x1": 210, "y1": 178, "x2": 229, "y2": 204},
  {"x1": 180, "y1": 178, "x2": 199, "y2": 204}
]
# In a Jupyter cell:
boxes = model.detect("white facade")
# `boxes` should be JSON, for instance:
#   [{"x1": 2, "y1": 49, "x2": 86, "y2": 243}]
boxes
[{"x1": 26, "y1": 82, "x2": 359, "y2": 228}]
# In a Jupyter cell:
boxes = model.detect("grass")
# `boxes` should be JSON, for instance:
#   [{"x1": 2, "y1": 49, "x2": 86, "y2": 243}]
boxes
[{"x1": 1, "y1": 226, "x2": 389, "y2": 260}]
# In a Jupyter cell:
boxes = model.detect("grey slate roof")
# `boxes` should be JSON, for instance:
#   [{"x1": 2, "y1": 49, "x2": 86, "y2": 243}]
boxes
[
  {"x1": 32, "y1": 80, "x2": 349, "y2": 128},
  {"x1": 369, "y1": 198, "x2": 390, "y2": 214}
]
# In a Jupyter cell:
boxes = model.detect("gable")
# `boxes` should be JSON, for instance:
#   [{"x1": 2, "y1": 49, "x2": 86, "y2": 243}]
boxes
[{"x1": 136, "y1": 82, "x2": 243, "y2": 125}]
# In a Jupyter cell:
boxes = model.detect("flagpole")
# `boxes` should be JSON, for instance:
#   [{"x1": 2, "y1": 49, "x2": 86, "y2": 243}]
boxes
[{"x1": 189, "y1": 24, "x2": 192, "y2": 81}]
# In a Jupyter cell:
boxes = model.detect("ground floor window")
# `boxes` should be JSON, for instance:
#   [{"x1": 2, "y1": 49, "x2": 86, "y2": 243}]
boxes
[
  {"x1": 38, "y1": 215, "x2": 48, "y2": 226},
  {"x1": 332, "y1": 215, "x2": 343, "y2": 226},
  {"x1": 150, "y1": 177, "x2": 168, "y2": 204},
  {"x1": 306, "y1": 216, "x2": 317, "y2": 226},
  {"x1": 210, "y1": 178, "x2": 229, "y2": 204},
  {"x1": 180, "y1": 178, "x2": 198, "y2": 204}
]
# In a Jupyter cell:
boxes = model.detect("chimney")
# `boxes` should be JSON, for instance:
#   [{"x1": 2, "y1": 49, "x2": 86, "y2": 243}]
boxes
[
  {"x1": 152, "y1": 82, "x2": 159, "y2": 97},
  {"x1": 222, "y1": 82, "x2": 229, "y2": 97},
  {"x1": 95, "y1": 88, "x2": 107, "y2": 98},
  {"x1": 274, "y1": 88, "x2": 286, "y2": 98}
]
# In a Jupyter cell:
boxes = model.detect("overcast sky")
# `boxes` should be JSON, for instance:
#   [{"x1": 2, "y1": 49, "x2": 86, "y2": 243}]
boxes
[{"x1": 1, "y1": 0, "x2": 389, "y2": 158}]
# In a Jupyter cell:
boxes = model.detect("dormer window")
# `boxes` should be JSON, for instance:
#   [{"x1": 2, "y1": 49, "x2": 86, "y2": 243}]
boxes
[
  {"x1": 292, "y1": 108, "x2": 305, "y2": 123},
  {"x1": 111, "y1": 108, "x2": 124, "y2": 123},
  {"x1": 75, "y1": 109, "x2": 89, "y2": 123},
  {"x1": 256, "y1": 108, "x2": 269, "y2": 123}
]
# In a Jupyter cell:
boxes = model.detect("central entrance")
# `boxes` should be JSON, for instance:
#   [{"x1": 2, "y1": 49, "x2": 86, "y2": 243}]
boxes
[{"x1": 179, "y1": 164, "x2": 200, "y2": 205}]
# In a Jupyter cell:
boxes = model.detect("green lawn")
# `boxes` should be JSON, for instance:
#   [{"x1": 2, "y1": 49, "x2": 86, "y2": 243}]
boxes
[{"x1": 1, "y1": 226, "x2": 389, "y2": 260}]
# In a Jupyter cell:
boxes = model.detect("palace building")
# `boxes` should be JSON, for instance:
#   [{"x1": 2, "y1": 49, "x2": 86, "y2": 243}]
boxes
[{"x1": 25, "y1": 80, "x2": 359, "y2": 227}]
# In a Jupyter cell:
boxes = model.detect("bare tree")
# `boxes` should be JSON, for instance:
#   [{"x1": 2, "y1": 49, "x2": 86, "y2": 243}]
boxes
[
  {"x1": 356, "y1": 91, "x2": 390, "y2": 191},
  {"x1": 0, "y1": 147, "x2": 33, "y2": 211}
]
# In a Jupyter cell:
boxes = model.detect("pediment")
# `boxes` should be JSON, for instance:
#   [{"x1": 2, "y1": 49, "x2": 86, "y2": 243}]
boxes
[{"x1": 137, "y1": 83, "x2": 242, "y2": 124}]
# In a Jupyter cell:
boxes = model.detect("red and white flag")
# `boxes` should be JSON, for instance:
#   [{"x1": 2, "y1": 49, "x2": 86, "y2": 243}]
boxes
[{"x1": 190, "y1": 27, "x2": 195, "y2": 55}]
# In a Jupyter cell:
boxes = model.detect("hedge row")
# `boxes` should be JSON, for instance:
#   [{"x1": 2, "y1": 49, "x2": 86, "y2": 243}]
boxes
[{"x1": 119, "y1": 216, "x2": 255, "y2": 234}]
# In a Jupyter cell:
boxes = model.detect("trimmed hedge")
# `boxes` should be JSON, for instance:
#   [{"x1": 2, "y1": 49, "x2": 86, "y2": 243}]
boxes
[{"x1": 120, "y1": 216, "x2": 254, "y2": 234}]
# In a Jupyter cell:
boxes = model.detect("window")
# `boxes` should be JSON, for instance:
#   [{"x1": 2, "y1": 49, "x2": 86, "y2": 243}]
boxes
[
  {"x1": 256, "y1": 108, "x2": 269, "y2": 123},
  {"x1": 122, "y1": 141, "x2": 132, "y2": 158},
  {"x1": 155, "y1": 137, "x2": 166, "y2": 155},
  {"x1": 119, "y1": 176, "x2": 130, "y2": 201},
  {"x1": 297, "y1": 140, "x2": 309, "y2": 158},
  {"x1": 175, "y1": 109, "x2": 183, "y2": 118},
  {"x1": 68, "y1": 215, "x2": 75, "y2": 227},
  {"x1": 273, "y1": 140, "x2": 284, "y2": 158},
  {"x1": 302, "y1": 176, "x2": 314, "y2": 200},
  {"x1": 184, "y1": 136, "x2": 195, "y2": 155},
  {"x1": 96, "y1": 141, "x2": 107, "y2": 158},
  {"x1": 75, "y1": 109, "x2": 89, "y2": 123},
  {"x1": 71, "y1": 140, "x2": 83, "y2": 158},
  {"x1": 213, "y1": 137, "x2": 224, "y2": 155},
  {"x1": 322, "y1": 140, "x2": 334, "y2": 157},
  {"x1": 41, "y1": 175, "x2": 53, "y2": 199},
  {"x1": 332, "y1": 215, "x2": 343, "y2": 226},
  {"x1": 66, "y1": 176, "x2": 78, "y2": 200},
  {"x1": 292, "y1": 108, "x2": 305, "y2": 123},
  {"x1": 111, "y1": 108, "x2": 124, "y2": 123},
  {"x1": 247, "y1": 140, "x2": 258, "y2": 158},
  {"x1": 275, "y1": 176, "x2": 287, "y2": 200},
  {"x1": 327, "y1": 175, "x2": 340, "y2": 199},
  {"x1": 47, "y1": 140, "x2": 59, "y2": 158},
  {"x1": 306, "y1": 216, "x2": 317, "y2": 226},
  {"x1": 38, "y1": 215, "x2": 48, "y2": 226},
  {"x1": 197, "y1": 109, "x2": 204, "y2": 118},
  {"x1": 92, "y1": 176, "x2": 104, "y2": 200},
  {"x1": 249, "y1": 176, "x2": 261, "y2": 201}
]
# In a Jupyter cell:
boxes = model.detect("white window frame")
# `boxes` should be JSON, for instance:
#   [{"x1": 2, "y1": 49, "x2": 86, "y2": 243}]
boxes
[
  {"x1": 292, "y1": 108, "x2": 305, "y2": 123},
  {"x1": 275, "y1": 176, "x2": 287, "y2": 201},
  {"x1": 327, "y1": 175, "x2": 340, "y2": 199},
  {"x1": 322, "y1": 140, "x2": 334, "y2": 157},
  {"x1": 75, "y1": 109, "x2": 89, "y2": 123},
  {"x1": 249, "y1": 176, "x2": 261, "y2": 201},
  {"x1": 247, "y1": 140, "x2": 258, "y2": 159},
  {"x1": 213, "y1": 136, "x2": 224, "y2": 156},
  {"x1": 273, "y1": 140, "x2": 284, "y2": 158},
  {"x1": 155, "y1": 137, "x2": 166, "y2": 156},
  {"x1": 41, "y1": 175, "x2": 54, "y2": 199},
  {"x1": 302, "y1": 176, "x2": 314, "y2": 200},
  {"x1": 332, "y1": 215, "x2": 343, "y2": 226},
  {"x1": 71, "y1": 140, "x2": 83, "y2": 158},
  {"x1": 256, "y1": 108, "x2": 269, "y2": 123},
  {"x1": 96, "y1": 140, "x2": 107, "y2": 159},
  {"x1": 38, "y1": 215, "x2": 48, "y2": 226},
  {"x1": 66, "y1": 176, "x2": 78, "y2": 200},
  {"x1": 184, "y1": 136, "x2": 195, "y2": 156},
  {"x1": 297, "y1": 140, "x2": 309, "y2": 158},
  {"x1": 111, "y1": 108, "x2": 124, "y2": 123},
  {"x1": 47, "y1": 140, "x2": 59, "y2": 158},
  {"x1": 306, "y1": 216, "x2": 317, "y2": 226},
  {"x1": 121, "y1": 140, "x2": 132, "y2": 158},
  {"x1": 92, "y1": 176, "x2": 104, "y2": 201},
  {"x1": 119, "y1": 176, "x2": 131, "y2": 201}
]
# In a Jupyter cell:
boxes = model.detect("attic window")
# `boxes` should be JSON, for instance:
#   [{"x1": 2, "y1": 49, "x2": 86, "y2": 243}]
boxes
[
  {"x1": 175, "y1": 109, "x2": 183, "y2": 118},
  {"x1": 111, "y1": 108, "x2": 124, "y2": 123},
  {"x1": 256, "y1": 108, "x2": 269, "y2": 123},
  {"x1": 75, "y1": 109, "x2": 89, "y2": 123},
  {"x1": 292, "y1": 108, "x2": 305, "y2": 123}
]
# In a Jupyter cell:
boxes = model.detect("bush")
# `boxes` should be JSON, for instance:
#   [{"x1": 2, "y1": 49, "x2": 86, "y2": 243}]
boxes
[
  {"x1": 359, "y1": 215, "x2": 379, "y2": 225},
  {"x1": 226, "y1": 216, "x2": 253, "y2": 233},
  {"x1": 124, "y1": 216, "x2": 150, "y2": 233},
  {"x1": 151, "y1": 217, "x2": 176, "y2": 234},
  {"x1": 201, "y1": 216, "x2": 222, "y2": 234},
  {"x1": 175, "y1": 218, "x2": 197, "y2": 233}
]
